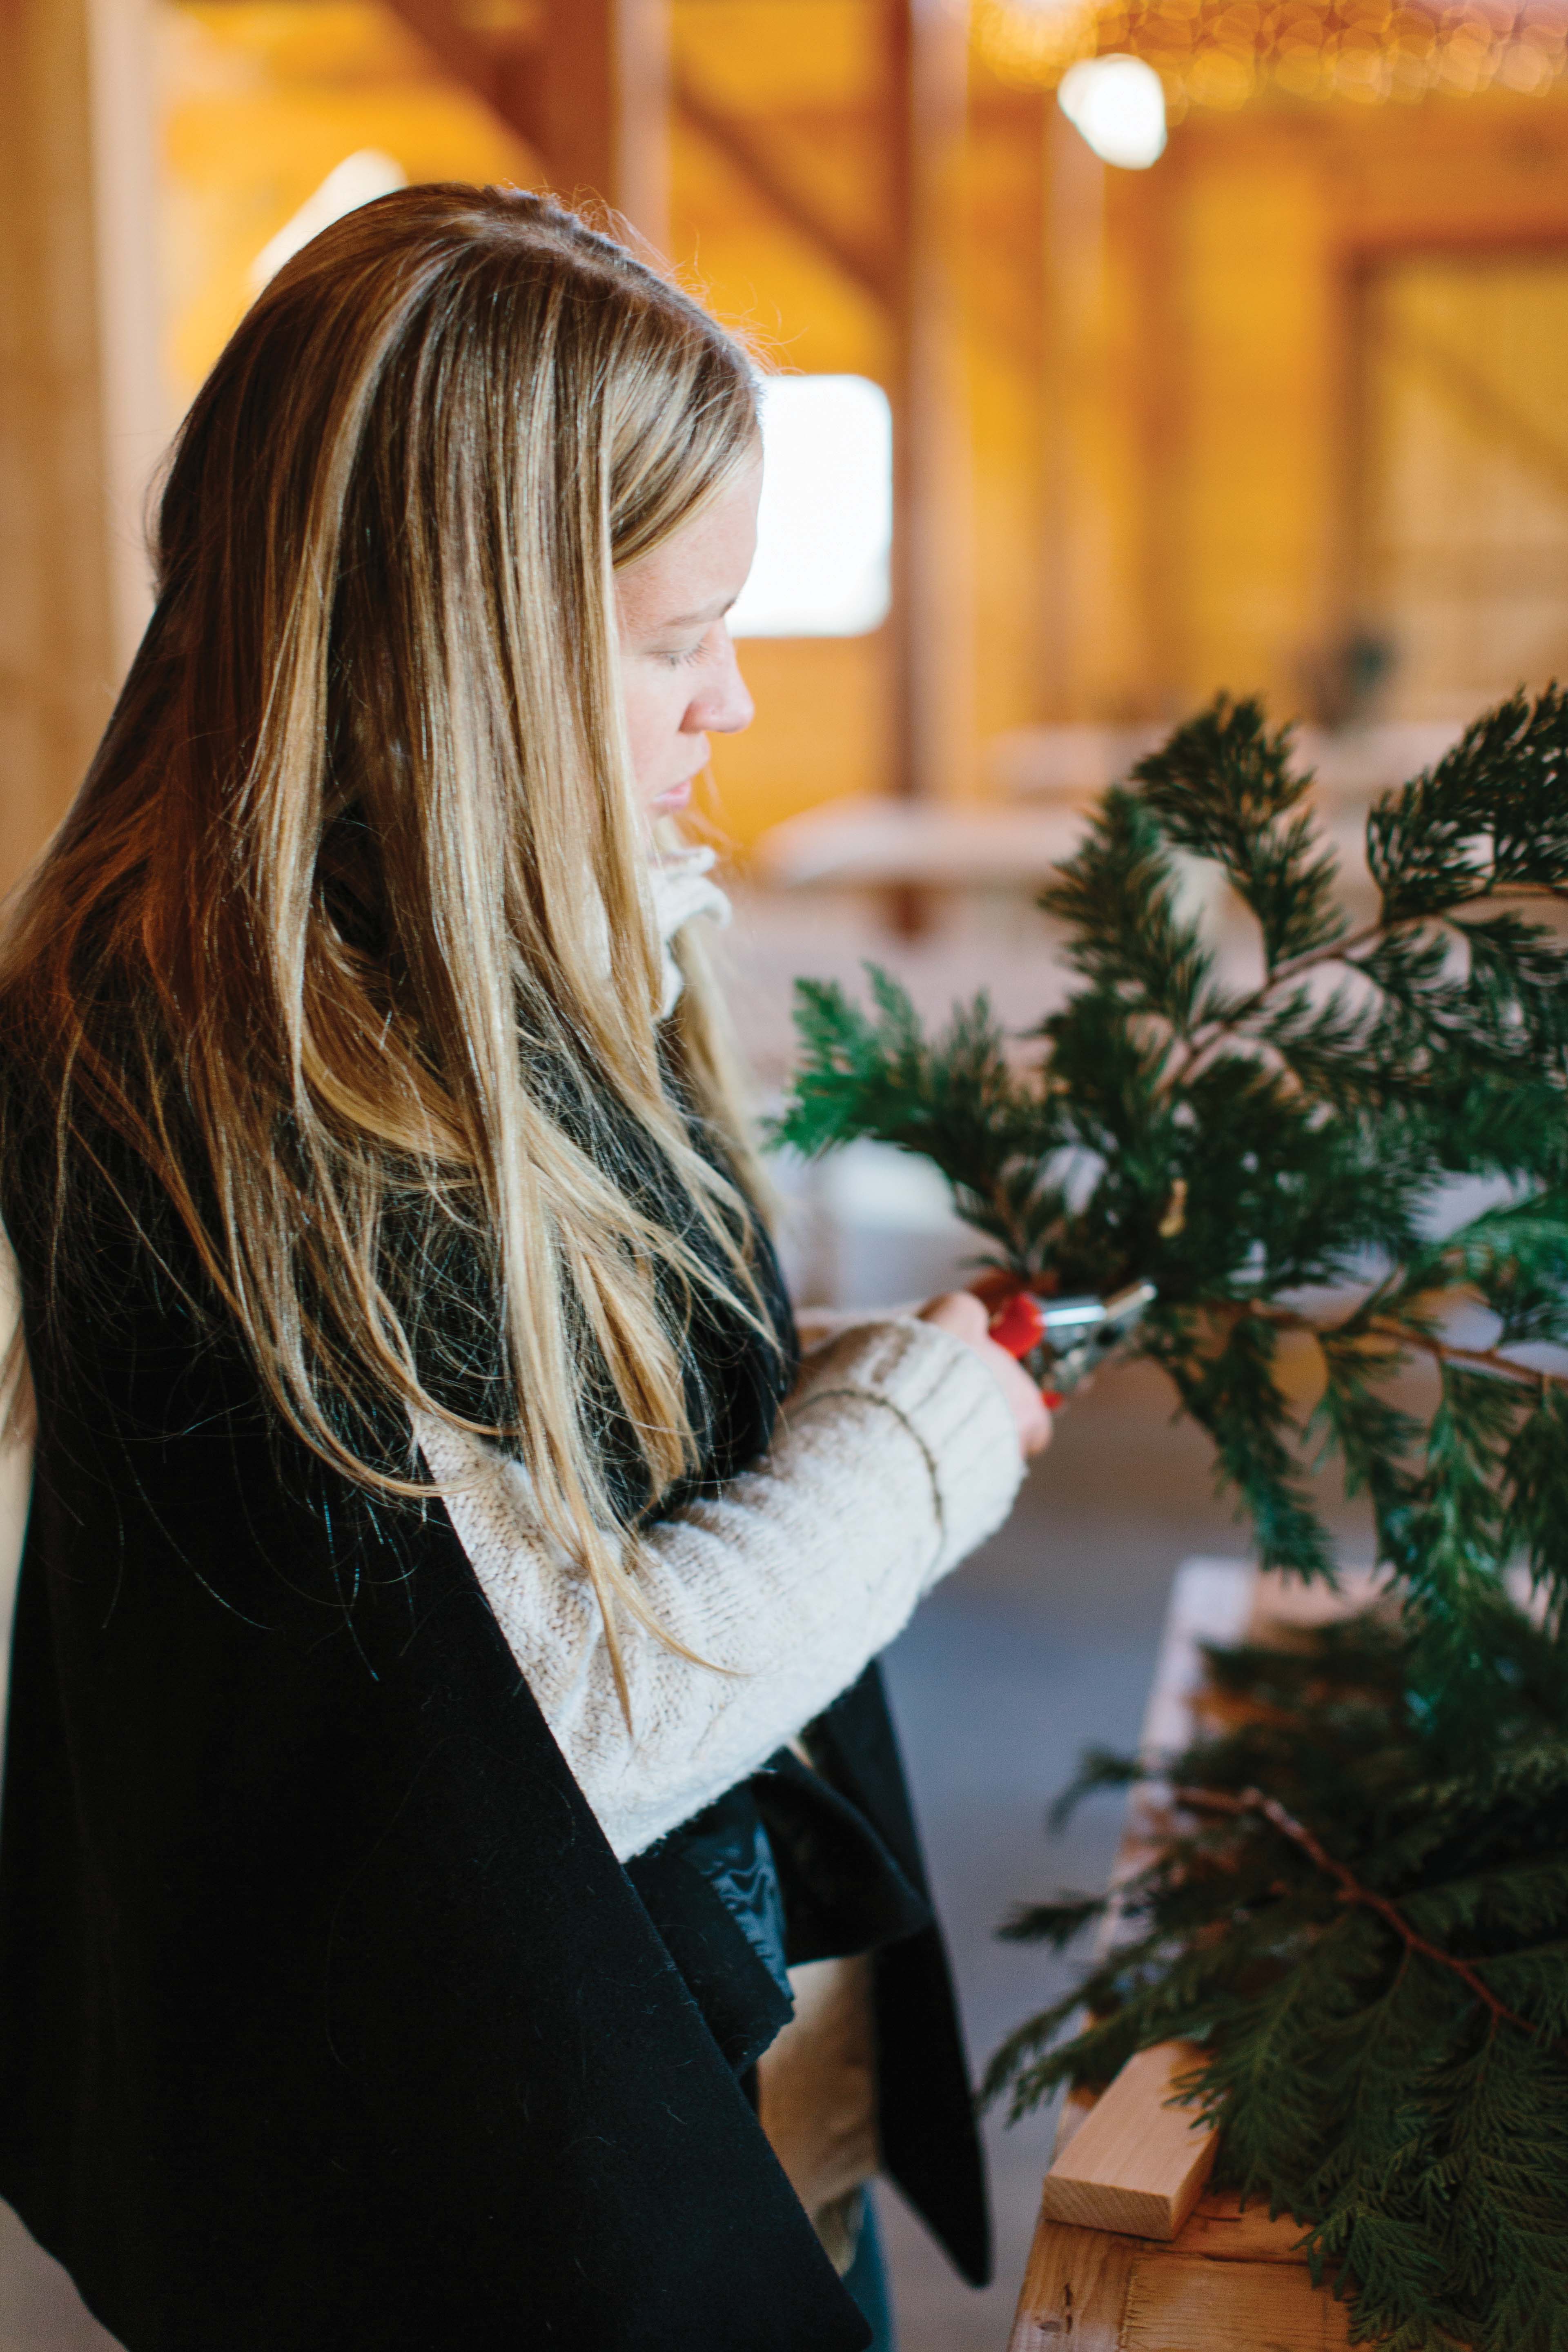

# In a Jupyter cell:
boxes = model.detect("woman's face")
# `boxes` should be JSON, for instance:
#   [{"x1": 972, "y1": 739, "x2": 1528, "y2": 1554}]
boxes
[{"x1": 615, "y1": 450, "x2": 762, "y2": 823}]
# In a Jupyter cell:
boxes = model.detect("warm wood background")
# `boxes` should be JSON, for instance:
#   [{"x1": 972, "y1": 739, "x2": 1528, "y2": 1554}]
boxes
[{"x1": 10, "y1": 0, "x2": 1568, "y2": 904}]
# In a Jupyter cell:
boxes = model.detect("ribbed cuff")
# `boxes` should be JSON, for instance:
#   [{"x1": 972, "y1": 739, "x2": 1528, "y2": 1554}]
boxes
[{"x1": 793, "y1": 1318, "x2": 1025, "y2": 1586}]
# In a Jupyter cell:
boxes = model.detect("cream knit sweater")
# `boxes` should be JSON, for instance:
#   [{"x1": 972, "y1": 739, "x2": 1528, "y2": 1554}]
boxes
[
  {"x1": 0, "y1": 861, "x2": 1025, "y2": 1869},
  {"x1": 410, "y1": 853, "x2": 1026, "y2": 1860},
  {"x1": 0, "y1": 1267, "x2": 1021, "y2": 1869},
  {"x1": 415, "y1": 1316, "x2": 1022, "y2": 1862}
]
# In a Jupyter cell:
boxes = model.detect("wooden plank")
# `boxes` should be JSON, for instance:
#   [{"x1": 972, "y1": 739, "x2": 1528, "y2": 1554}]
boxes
[
  {"x1": 1038, "y1": 2041, "x2": 1218, "y2": 2242},
  {"x1": 1122, "y1": 2252, "x2": 1354, "y2": 2350},
  {"x1": 1008, "y1": 2220, "x2": 1139, "y2": 2352},
  {"x1": 1176, "y1": 2192, "x2": 1312, "y2": 2263}
]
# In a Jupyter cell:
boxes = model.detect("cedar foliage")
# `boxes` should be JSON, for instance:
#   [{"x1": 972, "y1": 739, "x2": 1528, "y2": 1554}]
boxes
[
  {"x1": 984, "y1": 1611, "x2": 1568, "y2": 2352},
  {"x1": 774, "y1": 690, "x2": 1568, "y2": 2350}
]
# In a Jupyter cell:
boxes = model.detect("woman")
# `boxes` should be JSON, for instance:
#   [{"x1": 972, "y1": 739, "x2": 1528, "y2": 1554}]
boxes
[{"x1": 0, "y1": 186, "x2": 1048, "y2": 2352}]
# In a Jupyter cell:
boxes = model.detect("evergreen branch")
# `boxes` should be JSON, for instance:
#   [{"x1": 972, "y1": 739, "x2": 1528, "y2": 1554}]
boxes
[
  {"x1": 774, "y1": 685, "x2": 1568, "y2": 2352},
  {"x1": 780, "y1": 684, "x2": 1568, "y2": 1687},
  {"x1": 1159, "y1": 923, "x2": 1385, "y2": 1091},
  {"x1": 1172, "y1": 1783, "x2": 1545, "y2": 2043},
  {"x1": 1161, "y1": 883, "x2": 1566, "y2": 1099},
  {"x1": 1365, "y1": 1320, "x2": 1568, "y2": 1397},
  {"x1": 1224, "y1": 1297, "x2": 1568, "y2": 1396},
  {"x1": 987, "y1": 1616, "x2": 1568, "y2": 2351},
  {"x1": 1129, "y1": 697, "x2": 1346, "y2": 974}
]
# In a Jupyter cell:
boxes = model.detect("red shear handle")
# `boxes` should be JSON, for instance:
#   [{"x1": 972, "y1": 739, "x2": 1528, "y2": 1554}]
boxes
[
  {"x1": 986, "y1": 1291, "x2": 1064, "y2": 1410},
  {"x1": 987, "y1": 1291, "x2": 1045, "y2": 1359}
]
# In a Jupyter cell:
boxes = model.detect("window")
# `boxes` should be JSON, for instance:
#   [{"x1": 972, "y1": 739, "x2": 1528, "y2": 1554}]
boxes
[{"x1": 729, "y1": 373, "x2": 893, "y2": 638}]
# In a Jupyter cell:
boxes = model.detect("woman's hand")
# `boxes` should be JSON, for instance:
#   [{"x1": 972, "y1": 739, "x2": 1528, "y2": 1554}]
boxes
[{"x1": 918, "y1": 1292, "x2": 1054, "y2": 1459}]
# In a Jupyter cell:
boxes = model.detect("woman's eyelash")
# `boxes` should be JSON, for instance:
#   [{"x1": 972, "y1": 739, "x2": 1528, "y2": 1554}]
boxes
[{"x1": 660, "y1": 644, "x2": 705, "y2": 668}]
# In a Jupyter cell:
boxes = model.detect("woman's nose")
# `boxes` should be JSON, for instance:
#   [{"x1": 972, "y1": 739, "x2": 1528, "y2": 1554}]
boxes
[{"x1": 690, "y1": 632, "x2": 754, "y2": 737}]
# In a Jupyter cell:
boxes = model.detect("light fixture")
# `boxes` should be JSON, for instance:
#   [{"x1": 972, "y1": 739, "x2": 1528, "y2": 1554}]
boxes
[
  {"x1": 1058, "y1": 53, "x2": 1168, "y2": 167},
  {"x1": 975, "y1": 0, "x2": 1568, "y2": 114}
]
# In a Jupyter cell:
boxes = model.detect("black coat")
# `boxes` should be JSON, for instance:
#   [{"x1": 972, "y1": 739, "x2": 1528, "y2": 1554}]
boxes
[{"x1": 0, "y1": 1123, "x2": 988, "y2": 2350}]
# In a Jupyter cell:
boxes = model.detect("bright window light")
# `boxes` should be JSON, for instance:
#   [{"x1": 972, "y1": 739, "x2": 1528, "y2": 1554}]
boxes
[
  {"x1": 249, "y1": 151, "x2": 407, "y2": 293},
  {"x1": 1058, "y1": 55, "x2": 1167, "y2": 170},
  {"x1": 729, "y1": 374, "x2": 893, "y2": 639}
]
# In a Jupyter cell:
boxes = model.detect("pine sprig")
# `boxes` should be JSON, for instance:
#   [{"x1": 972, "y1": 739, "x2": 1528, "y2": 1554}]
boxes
[
  {"x1": 777, "y1": 970, "x2": 1066, "y2": 1259},
  {"x1": 774, "y1": 687, "x2": 1568, "y2": 1687},
  {"x1": 1131, "y1": 695, "x2": 1347, "y2": 973},
  {"x1": 777, "y1": 689, "x2": 1568, "y2": 2349},
  {"x1": 984, "y1": 1619, "x2": 1568, "y2": 2352}
]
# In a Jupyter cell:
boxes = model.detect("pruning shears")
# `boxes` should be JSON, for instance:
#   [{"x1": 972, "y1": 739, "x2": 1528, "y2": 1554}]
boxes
[{"x1": 985, "y1": 1281, "x2": 1158, "y2": 1406}]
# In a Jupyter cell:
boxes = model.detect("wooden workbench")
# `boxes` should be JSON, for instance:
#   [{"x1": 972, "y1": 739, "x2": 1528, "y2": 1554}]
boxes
[
  {"x1": 1005, "y1": 1559, "x2": 1376, "y2": 2352},
  {"x1": 1008, "y1": 2186, "x2": 1354, "y2": 2350}
]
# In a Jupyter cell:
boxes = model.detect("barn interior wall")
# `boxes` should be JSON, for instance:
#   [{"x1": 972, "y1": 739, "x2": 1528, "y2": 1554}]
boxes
[
  {"x1": 1, "y1": 0, "x2": 164, "y2": 901},
  {"x1": 11, "y1": 2, "x2": 1568, "y2": 892}
]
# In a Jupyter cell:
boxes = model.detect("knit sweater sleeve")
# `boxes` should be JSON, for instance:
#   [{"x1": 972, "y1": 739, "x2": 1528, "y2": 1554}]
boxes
[{"x1": 414, "y1": 1318, "x2": 1024, "y2": 1862}]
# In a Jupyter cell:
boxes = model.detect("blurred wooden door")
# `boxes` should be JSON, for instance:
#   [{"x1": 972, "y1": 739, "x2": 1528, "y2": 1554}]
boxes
[{"x1": 1359, "y1": 249, "x2": 1568, "y2": 717}]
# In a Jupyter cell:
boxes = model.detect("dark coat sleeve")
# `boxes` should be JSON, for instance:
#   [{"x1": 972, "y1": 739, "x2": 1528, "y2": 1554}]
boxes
[{"x1": 0, "y1": 1278, "x2": 870, "y2": 2352}]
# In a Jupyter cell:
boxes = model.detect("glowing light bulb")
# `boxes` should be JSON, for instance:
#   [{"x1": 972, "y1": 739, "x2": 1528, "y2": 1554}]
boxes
[{"x1": 1058, "y1": 55, "x2": 1168, "y2": 169}]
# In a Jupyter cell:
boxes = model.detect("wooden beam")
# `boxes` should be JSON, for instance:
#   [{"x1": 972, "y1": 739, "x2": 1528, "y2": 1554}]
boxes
[
  {"x1": 382, "y1": 0, "x2": 514, "y2": 121},
  {"x1": 540, "y1": 0, "x2": 668, "y2": 249},
  {"x1": 672, "y1": 70, "x2": 894, "y2": 310},
  {"x1": 884, "y1": 0, "x2": 972, "y2": 811},
  {"x1": 0, "y1": 0, "x2": 164, "y2": 896},
  {"x1": 379, "y1": 0, "x2": 667, "y2": 248},
  {"x1": 1039, "y1": 102, "x2": 1107, "y2": 723},
  {"x1": 380, "y1": 0, "x2": 546, "y2": 151}
]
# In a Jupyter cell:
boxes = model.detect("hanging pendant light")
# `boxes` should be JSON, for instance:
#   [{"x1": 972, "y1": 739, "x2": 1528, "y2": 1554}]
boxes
[
  {"x1": 974, "y1": 0, "x2": 1568, "y2": 116},
  {"x1": 1058, "y1": 52, "x2": 1169, "y2": 165}
]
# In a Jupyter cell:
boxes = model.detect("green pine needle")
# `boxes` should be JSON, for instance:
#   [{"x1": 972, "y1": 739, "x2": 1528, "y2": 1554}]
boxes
[
  {"x1": 983, "y1": 1618, "x2": 1568, "y2": 2352},
  {"x1": 774, "y1": 688, "x2": 1568, "y2": 2350},
  {"x1": 773, "y1": 685, "x2": 1568, "y2": 1666}
]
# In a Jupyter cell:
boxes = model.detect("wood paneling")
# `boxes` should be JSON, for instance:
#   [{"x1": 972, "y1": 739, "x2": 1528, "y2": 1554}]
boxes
[{"x1": 0, "y1": 0, "x2": 163, "y2": 900}]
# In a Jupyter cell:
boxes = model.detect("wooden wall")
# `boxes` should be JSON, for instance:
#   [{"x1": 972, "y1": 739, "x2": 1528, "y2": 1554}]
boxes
[
  {"x1": 0, "y1": 0, "x2": 164, "y2": 900},
  {"x1": 1039, "y1": 84, "x2": 1568, "y2": 733},
  {"x1": 12, "y1": 2, "x2": 1568, "y2": 882}
]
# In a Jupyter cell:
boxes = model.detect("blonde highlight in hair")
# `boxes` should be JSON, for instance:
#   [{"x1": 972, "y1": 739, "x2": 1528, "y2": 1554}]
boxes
[{"x1": 0, "y1": 186, "x2": 772, "y2": 1705}]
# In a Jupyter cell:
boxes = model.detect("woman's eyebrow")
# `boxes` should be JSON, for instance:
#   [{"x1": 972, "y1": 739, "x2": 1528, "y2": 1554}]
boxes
[{"x1": 654, "y1": 592, "x2": 738, "y2": 630}]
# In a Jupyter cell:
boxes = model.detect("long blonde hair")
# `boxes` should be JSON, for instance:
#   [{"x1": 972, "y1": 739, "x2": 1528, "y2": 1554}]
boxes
[{"x1": 0, "y1": 185, "x2": 772, "y2": 1696}]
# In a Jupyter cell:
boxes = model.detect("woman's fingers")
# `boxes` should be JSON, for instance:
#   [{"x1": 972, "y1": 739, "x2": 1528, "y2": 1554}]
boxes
[
  {"x1": 918, "y1": 1292, "x2": 1054, "y2": 1459},
  {"x1": 994, "y1": 1347, "x2": 1054, "y2": 1456},
  {"x1": 916, "y1": 1290, "x2": 990, "y2": 1345}
]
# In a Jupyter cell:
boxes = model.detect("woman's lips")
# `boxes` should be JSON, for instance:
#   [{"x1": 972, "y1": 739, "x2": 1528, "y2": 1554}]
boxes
[{"x1": 649, "y1": 775, "x2": 695, "y2": 814}]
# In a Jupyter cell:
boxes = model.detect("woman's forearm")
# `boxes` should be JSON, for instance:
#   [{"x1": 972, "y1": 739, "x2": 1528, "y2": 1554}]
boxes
[{"x1": 416, "y1": 1318, "x2": 1023, "y2": 1861}]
